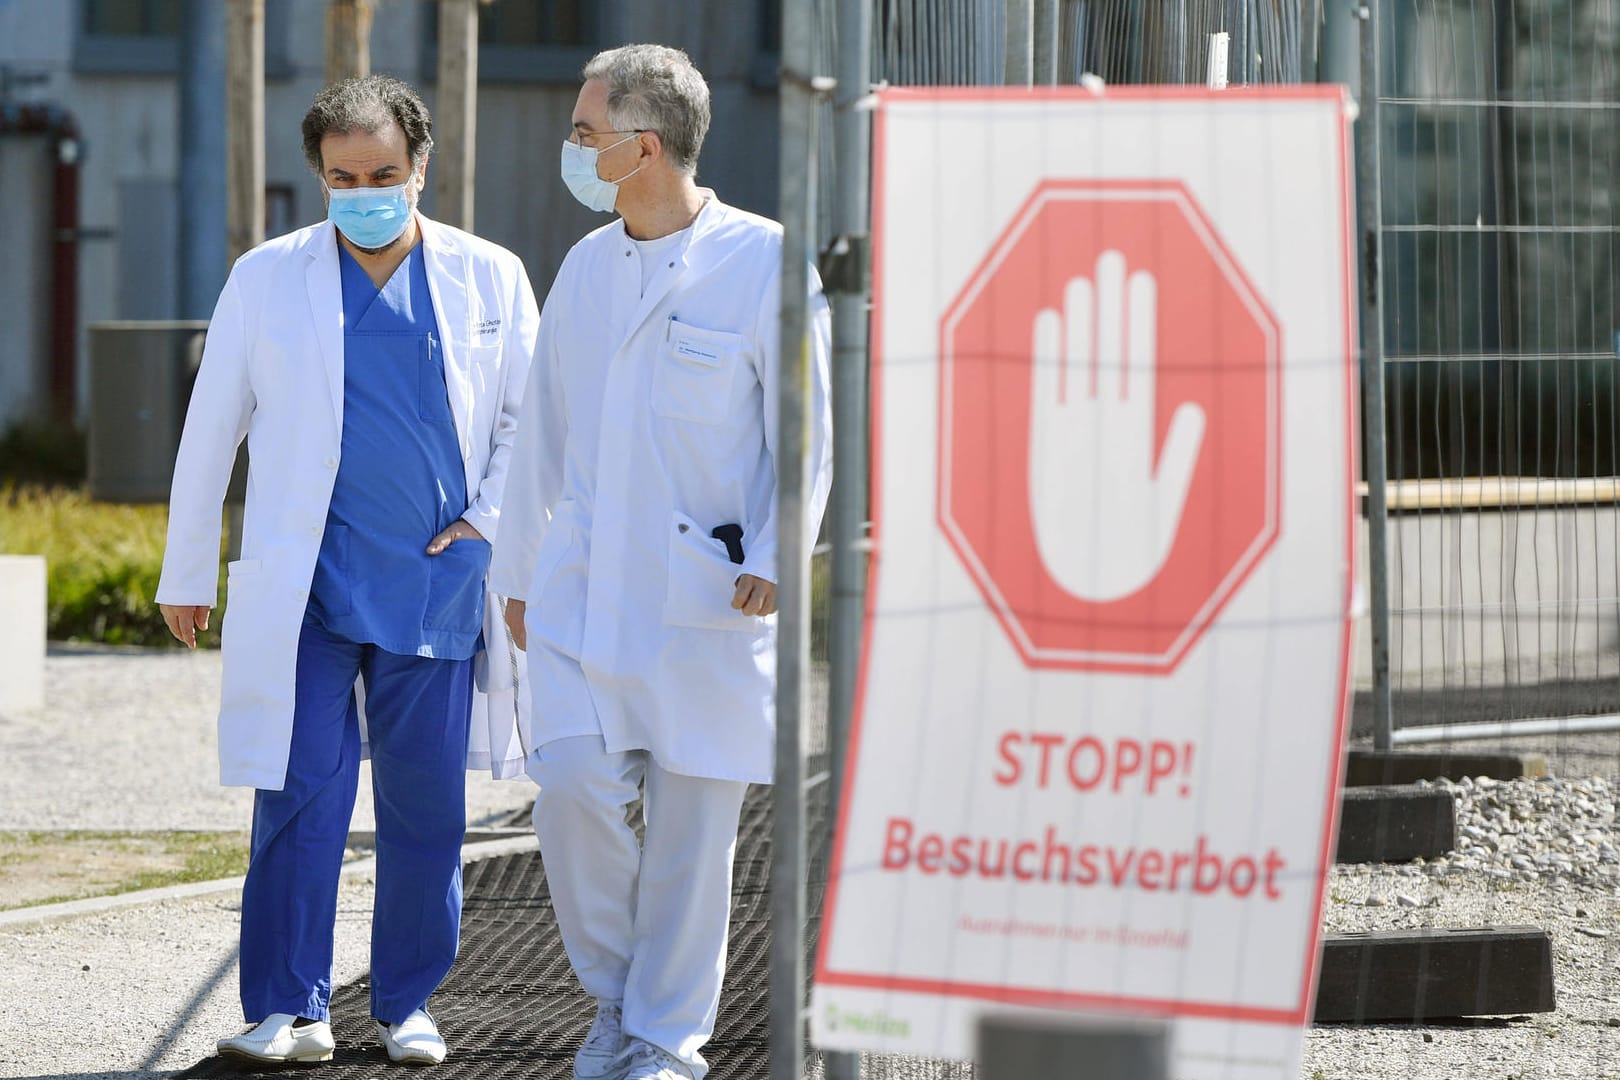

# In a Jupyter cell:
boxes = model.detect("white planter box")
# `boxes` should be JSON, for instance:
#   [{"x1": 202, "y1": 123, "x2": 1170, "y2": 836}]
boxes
[{"x1": 0, "y1": 555, "x2": 46, "y2": 711}]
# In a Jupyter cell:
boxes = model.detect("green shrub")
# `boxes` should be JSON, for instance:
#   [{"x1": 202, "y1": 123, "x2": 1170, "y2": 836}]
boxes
[
  {"x1": 0, "y1": 484, "x2": 225, "y2": 647},
  {"x1": 0, "y1": 421, "x2": 87, "y2": 487}
]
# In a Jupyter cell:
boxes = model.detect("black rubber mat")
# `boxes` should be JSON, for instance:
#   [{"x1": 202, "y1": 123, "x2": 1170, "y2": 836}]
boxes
[{"x1": 178, "y1": 780, "x2": 828, "y2": 1079}]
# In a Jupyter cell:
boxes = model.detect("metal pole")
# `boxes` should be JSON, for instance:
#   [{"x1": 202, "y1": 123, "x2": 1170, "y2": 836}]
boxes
[
  {"x1": 1033, "y1": 0, "x2": 1059, "y2": 84},
  {"x1": 773, "y1": 1, "x2": 817, "y2": 1077},
  {"x1": 178, "y1": 0, "x2": 226, "y2": 321},
  {"x1": 1391, "y1": 714, "x2": 1620, "y2": 745},
  {"x1": 1356, "y1": 0, "x2": 1395, "y2": 750},
  {"x1": 1318, "y1": 0, "x2": 1358, "y2": 88},
  {"x1": 824, "y1": 0, "x2": 871, "y2": 1069},
  {"x1": 434, "y1": 0, "x2": 479, "y2": 230},
  {"x1": 1004, "y1": 0, "x2": 1033, "y2": 85},
  {"x1": 324, "y1": 0, "x2": 373, "y2": 84}
]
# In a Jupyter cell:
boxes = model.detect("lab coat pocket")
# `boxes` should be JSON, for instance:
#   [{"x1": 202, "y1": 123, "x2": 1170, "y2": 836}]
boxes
[
  {"x1": 224, "y1": 560, "x2": 262, "y2": 619},
  {"x1": 663, "y1": 511, "x2": 755, "y2": 632},
  {"x1": 654, "y1": 324, "x2": 746, "y2": 426},
  {"x1": 425, "y1": 537, "x2": 491, "y2": 634}
]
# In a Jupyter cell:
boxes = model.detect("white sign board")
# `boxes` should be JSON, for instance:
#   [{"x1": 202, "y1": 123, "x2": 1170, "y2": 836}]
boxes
[{"x1": 812, "y1": 87, "x2": 1358, "y2": 1080}]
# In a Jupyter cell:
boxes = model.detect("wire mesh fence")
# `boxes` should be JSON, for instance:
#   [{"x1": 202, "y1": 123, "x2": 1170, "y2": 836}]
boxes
[
  {"x1": 1372, "y1": 0, "x2": 1620, "y2": 739},
  {"x1": 791, "y1": 1, "x2": 1620, "y2": 1077}
]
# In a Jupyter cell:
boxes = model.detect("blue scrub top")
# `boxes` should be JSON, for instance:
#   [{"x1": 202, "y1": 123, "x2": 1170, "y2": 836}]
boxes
[{"x1": 306, "y1": 242, "x2": 488, "y2": 659}]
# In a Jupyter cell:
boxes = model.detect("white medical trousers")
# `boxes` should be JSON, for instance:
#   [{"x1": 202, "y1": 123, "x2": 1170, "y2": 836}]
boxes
[{"x1": 532, "y1": 734, "x2": 748, "y2": 1080}]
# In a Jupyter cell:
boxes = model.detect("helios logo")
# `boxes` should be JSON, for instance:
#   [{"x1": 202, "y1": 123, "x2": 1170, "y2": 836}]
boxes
[{"x1": 824, "y1": 1004, "x2": 911, "y2": 1038}]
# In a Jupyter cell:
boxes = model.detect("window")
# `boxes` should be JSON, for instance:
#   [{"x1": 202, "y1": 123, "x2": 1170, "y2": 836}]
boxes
[
  {"x1": 83, "y1": 0, "x2": 181, "y2": 37},
  {"x1": 479, "y1": 1, "x2": 592, "y2": 47},
  {"x1": 77, "y1": 0, "x2": 181, "y2": 72},
  {"x1": 751, "y1": 0, "x2": 781, "y2": 88},
  {"x1": 424, "y1": 0, "x2": 609, "y2": 84},
  {"x1": 75, "y1": 0, "x2": 292, "y2": 78}
]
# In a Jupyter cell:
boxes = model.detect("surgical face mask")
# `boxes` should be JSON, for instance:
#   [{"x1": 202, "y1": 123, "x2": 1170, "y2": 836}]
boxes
[
  {"x1": 324, "y1": 177, "x2": 415, "y2": 250},
  {"x1": 560, "y1": 133, "x2": 643, "y2": 214}
]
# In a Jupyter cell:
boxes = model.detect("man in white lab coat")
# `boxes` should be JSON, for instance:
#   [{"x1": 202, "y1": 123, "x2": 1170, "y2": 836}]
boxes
[
  {"x1": 489, "y1": 44, "x2": 832, "y2": 1080},
  {"x1": 157, "y1": 76, "x2": 537, "y2": 1066}
]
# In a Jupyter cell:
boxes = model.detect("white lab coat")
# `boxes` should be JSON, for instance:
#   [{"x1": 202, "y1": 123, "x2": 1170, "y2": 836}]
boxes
[
  {"x1": 156, "y1": 216, "x2": 540, "y2": 790},
  {"x1": 489, "y1": 196, "x2": 833, "y2": 785}
]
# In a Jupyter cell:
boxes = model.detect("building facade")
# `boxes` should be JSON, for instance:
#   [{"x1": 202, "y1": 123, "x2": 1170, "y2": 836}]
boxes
[{"x1": 0, "y1": 0, "x2": 784, "y2": 427}]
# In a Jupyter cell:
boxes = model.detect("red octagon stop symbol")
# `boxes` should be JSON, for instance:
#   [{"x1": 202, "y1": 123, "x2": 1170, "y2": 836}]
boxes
[{"x1": 939, "y1": 179, "x2": 1282, "y2": 674}]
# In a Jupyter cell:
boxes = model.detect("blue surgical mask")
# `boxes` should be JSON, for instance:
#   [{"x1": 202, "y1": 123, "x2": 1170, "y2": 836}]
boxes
[
  {"x1": 560, "y1": 134, "x2": 642, "y2": 214},
  {"x1": 324, "y1": 179, "x2": 414, "y2": 249}
]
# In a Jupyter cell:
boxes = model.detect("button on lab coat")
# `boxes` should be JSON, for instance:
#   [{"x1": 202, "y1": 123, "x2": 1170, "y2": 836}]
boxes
[
  {"x1": 157, "y1": 217, "x2": 540, "y2": 789},
  {"x1": 489, "y1": 197, "x2": 833, "y2": 785}
]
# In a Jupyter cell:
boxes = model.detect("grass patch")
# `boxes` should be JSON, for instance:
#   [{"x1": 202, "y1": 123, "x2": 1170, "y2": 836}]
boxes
[
  {"x1": 0, "y1": 830, "x2": 252, "y2": 911},
  {"x1": 0, "y1": 484, "x2": 227, "y2": 647}
]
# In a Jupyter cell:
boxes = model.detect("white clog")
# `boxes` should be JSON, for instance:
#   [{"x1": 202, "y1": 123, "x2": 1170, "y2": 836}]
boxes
[
  {"x1": 217, "y1": 1013, "x2": 335, "y2": 1063},
  {"x1": 378, "y1": 1008, "x2": 448, "y2": 1065}
]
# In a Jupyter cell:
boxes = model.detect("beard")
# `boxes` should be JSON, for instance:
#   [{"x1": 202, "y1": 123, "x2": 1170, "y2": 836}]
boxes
[{"x1": 351, "y1": 231, "x2": 406, "y2": 256}]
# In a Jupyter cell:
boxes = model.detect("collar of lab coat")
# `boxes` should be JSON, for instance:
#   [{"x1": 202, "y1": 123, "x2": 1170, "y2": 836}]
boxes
[
  {"x1": 608, "y1": 191, "x2": 729, "y2": 337},
  {"x1": 301, "y1": 215, "x2": 474, "y2": 452}
]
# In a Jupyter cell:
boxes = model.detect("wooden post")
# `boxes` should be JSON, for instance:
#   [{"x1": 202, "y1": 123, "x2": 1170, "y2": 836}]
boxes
[
  {"x1": 325, "y1": 0, "x2": 373, "y2": 84},
  {"x1": 435, "y1": 0, "x2": 479, "y2": 230},
  {"x1": 226, "y1": 0, "x2": 263, "y2": 264},
  {"x1": 224, "y1": 0, "x2": 263, "y2": 560}
]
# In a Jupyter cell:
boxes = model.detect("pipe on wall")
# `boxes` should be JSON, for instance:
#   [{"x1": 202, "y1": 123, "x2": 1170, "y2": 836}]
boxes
[{"x1": 1, "y1": 102, "x2": 82, "y2": 426}]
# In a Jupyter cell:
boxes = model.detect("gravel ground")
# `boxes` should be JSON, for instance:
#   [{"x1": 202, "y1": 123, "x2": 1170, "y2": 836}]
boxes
[
  {"x1": 0, "y1": 647, "x2": 537, "y2": 832},
  {"x1": 0, "y1": 876, "x2": 378, "y2": 1079},
  {"x1": 1301, "y1": 764, "x2": 1620, "y2": 1080}
]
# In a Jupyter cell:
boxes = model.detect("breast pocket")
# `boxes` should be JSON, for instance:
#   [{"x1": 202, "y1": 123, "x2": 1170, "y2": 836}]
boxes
[
  {"x1": 418, "y1": 335, "x2": 454, "y2": 424},
  {"x1": 653, "y1": 323, "x2": 750, "y2": 426}
]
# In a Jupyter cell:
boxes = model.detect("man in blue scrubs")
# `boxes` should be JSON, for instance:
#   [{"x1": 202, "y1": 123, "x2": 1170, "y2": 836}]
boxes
[{"x1": 157, "y1": 75, "x2": 538, "y2": 1066}]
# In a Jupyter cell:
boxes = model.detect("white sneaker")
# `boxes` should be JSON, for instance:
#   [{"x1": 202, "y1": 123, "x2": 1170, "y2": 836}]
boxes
[
  {"x1": 575, "y1": 999, "x2": 626, "y2": 1079},
  {"x1": 377, "y1": 1008, "x2": 447, "y2": 1065},
  {"x1": 620, "y1": 1038, "x2": 694, "y2": 1080},
  {"x1": 217, "y1": 1013, "x2": 335, "y2": 1063}
]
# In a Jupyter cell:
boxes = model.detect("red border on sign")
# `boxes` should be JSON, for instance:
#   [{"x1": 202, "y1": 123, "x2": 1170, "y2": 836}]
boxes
[{"x1": 814, "y1": 84, "x2": 1359, "y2": 1030}]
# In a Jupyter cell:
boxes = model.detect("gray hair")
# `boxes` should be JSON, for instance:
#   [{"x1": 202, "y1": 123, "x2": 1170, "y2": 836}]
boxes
[
  {"x1": 582, "y1": 45, "x2": 710, "y2": 175},
  {"x1": 301, "y1": 75, "x2": 434, "y2": 175}
]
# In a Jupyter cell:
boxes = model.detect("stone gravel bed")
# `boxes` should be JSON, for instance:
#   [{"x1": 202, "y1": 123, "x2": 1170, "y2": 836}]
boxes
[{"x1": 1303, "y1": 769, "x2": 1620, "y2": 1080}]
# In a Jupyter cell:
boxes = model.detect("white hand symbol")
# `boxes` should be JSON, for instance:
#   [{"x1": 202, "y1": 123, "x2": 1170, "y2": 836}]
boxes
[{"x1": 1029, "y1": 251, "x2": 1206, "y2": 602}]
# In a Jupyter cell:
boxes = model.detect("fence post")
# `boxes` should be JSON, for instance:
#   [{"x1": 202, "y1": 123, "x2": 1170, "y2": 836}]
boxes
[
  {"x1": 773, "y1": 2, "x2": 819, "y2": 1078},
  {"x1": 1005, "y1": 0, "x2": 1033, "y2": 85},
  {"x1": 824, "y1": 0, "x2": 872, "y2": 1070},
  {"x1": 1356, "y1": 0, "x2": 1395, "y2": 750},
  {"x1": 1033, "y1": 0, "x2": 1059, "y2": 84}
]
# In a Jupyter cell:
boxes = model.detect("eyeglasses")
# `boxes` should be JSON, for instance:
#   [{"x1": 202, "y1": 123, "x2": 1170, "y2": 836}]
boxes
[{"x1": 569, "y1": 128, "x2": 650, "y2": 147}]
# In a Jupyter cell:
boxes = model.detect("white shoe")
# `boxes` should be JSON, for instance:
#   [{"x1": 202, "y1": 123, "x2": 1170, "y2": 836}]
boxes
[
  {"x1": 575, "y1": 999, "x2": 627, "y2": 1079},
  {"x1": 217, "y1": 1013, "x2": 335, "y2": 1063},
  {"x1": 620, "y1": 1038, "x2": 694, "y2": 1080},
  {"x1": 378, "y1": 1008, "x2": 447, "y2": 1065}
]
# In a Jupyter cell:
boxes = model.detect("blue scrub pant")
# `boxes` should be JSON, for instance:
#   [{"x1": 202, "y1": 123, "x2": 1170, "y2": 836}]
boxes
[{"x1": 239, "y1": 618, "x2": 473, "y2": 1025}]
